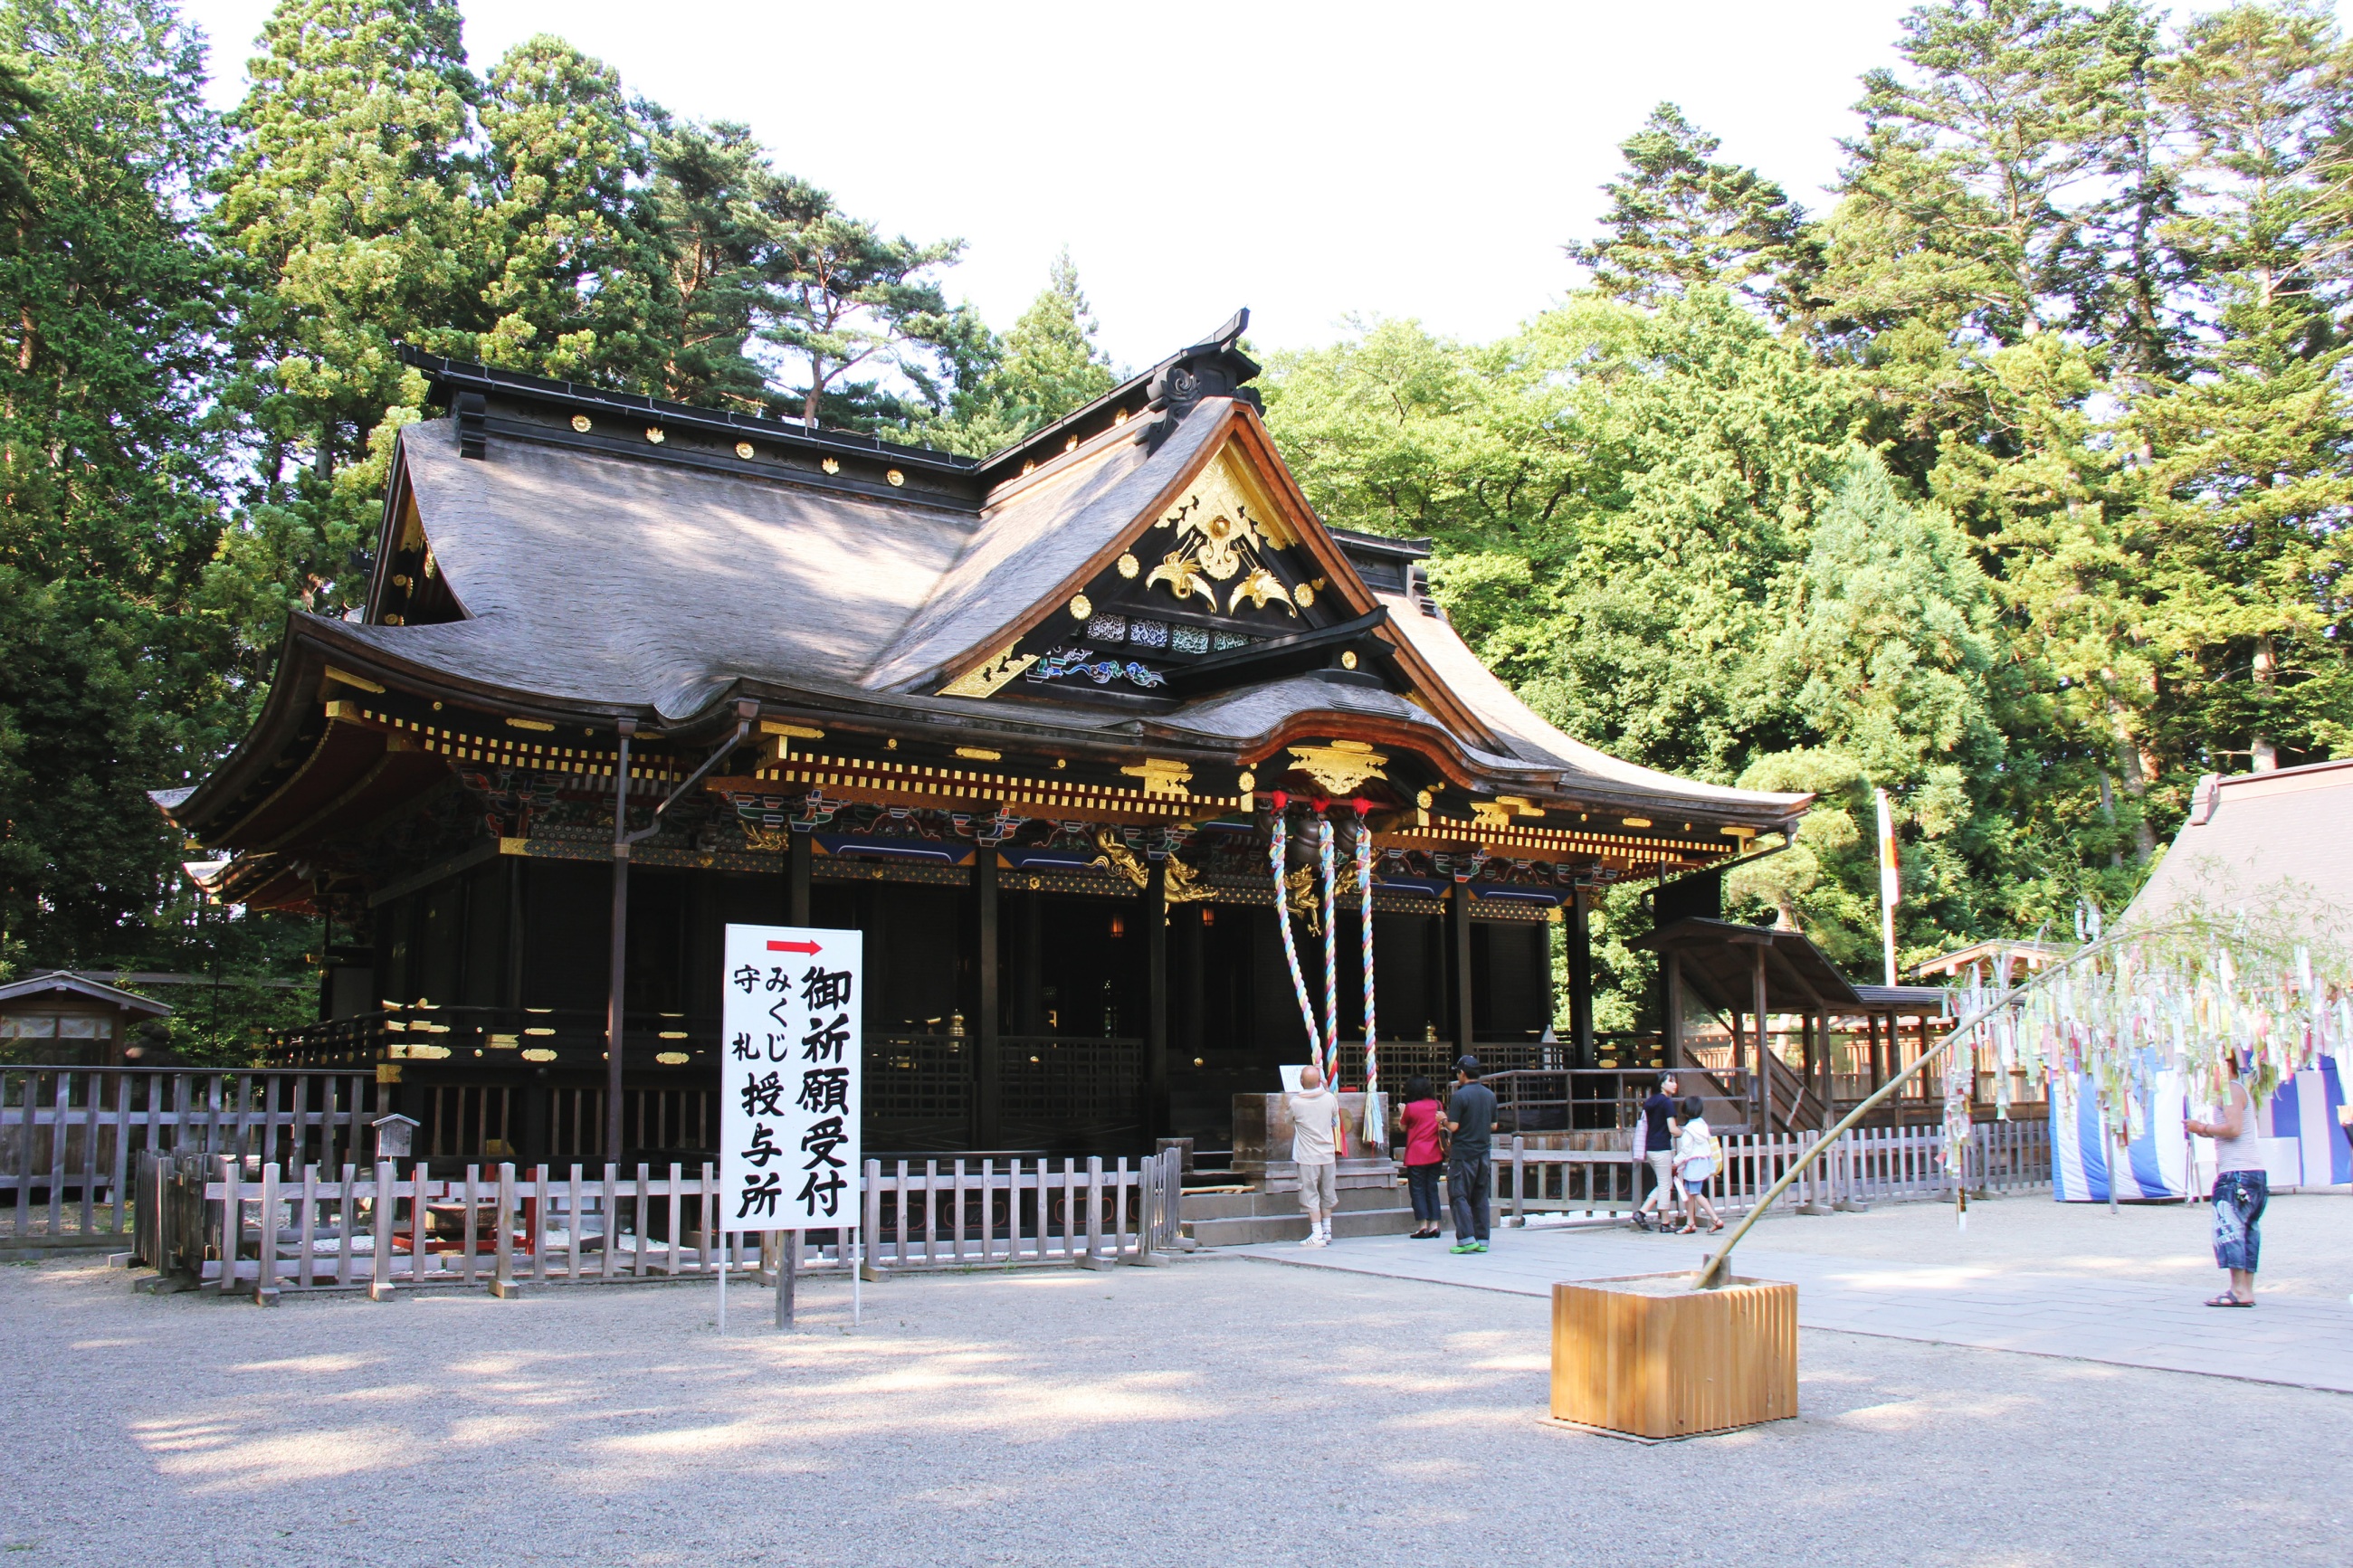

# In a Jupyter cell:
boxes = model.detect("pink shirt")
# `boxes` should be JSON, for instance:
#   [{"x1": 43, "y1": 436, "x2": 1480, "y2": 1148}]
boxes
[{"x1": 1400, "y1": 1099, "x2": 1444, "y2": 1164}]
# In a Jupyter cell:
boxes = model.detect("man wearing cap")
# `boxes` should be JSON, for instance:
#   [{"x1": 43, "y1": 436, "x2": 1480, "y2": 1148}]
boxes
[{"x1": 1443, "y1": 1056, "x2": 1497, "y2": 1254}]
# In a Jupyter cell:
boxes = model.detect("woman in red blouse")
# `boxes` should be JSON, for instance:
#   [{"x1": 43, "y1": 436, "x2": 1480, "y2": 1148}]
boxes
[{"x1": 1398, "y1": 1076, "x2": 1446, "y2": 1239}]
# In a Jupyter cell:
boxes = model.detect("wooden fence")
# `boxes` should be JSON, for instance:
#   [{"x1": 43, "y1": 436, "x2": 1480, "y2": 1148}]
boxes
[
  {"x1": 139, "y1": 1147, "x2": 1186, "y2": 1302},
  {"x1": 4, "y1": 1068, "x2": 378, "y2": 1245},
  {"x1": 1489, "y1": 1119, "x2": 2052, "y2": 1223}
]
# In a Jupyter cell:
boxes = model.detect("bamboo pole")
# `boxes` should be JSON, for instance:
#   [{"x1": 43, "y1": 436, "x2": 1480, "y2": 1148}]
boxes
[{"x1": 1694, "y1": 930, "x2": 2136, "y2": 1290}]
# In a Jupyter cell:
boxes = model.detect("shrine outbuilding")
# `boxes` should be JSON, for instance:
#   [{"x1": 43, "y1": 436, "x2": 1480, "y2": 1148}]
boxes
[{"x1": 156, "y1": 314, "x2": 1809, "y2": 1165}]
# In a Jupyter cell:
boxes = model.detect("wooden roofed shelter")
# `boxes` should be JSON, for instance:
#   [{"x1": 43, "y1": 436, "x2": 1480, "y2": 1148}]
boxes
[
  {"x1": 156, "y1": 312, "x2": 1809, "y2": 1168},
  {"x1": 1644, "y1": 918, "x2": 1948, "y2": 1132}
]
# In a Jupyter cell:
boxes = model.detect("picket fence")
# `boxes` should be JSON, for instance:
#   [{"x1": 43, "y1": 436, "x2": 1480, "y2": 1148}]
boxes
[
  {"x1": 1488, "y1": 1118, "x2": 2052, "y2": 1222},
  {"x1": 139, "y1": 1148, "x2": 1186, "y2": 1302},
  {"x1": 4, "y1": 1068, "x2": 377, "y2": 1245}
]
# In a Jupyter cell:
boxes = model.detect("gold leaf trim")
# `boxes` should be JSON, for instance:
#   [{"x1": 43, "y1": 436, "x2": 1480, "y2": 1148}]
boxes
[{"x1": 938, "y1": 645, "x2": 1039, "y2": 699}]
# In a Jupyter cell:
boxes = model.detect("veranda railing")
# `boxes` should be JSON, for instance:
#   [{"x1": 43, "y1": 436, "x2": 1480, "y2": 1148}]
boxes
[
  {"x1": 139, "y1": 1147, "x2": 1186, "y2": 1303},
  {"x1": 1486, "y1": 1119, "x2": 2053, "y2": 1222}
]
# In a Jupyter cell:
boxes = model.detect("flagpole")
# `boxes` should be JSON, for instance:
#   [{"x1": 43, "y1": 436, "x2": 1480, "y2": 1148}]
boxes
[{"x1": 1875, "y1": 788, "x2": 1900, "y2": 987}]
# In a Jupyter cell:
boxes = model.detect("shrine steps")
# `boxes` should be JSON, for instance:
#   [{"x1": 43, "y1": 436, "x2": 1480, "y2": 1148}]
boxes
[{"x1": 1178, "y1": 1181, "x2": 1418, "y2": 1248}]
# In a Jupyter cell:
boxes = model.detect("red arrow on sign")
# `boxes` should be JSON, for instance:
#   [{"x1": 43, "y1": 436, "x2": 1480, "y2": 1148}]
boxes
[{"x1": 767, "y1": 939, "x2": 822, "y2": 955}]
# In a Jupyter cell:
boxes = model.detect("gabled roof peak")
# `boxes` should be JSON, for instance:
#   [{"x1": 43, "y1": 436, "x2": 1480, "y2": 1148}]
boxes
[{"x1": 973, "y1": 309, "x2": 1262, "y2": 480}]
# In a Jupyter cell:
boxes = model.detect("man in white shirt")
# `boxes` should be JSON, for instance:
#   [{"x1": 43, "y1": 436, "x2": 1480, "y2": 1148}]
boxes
[{"x1": 1290, "y1": 1065, "x2": 1341, "y2": 1248}]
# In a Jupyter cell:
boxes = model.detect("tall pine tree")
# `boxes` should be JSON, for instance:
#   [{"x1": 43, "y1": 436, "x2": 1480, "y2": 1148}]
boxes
[{"x1": 0, "y1": 0, "x2": 233, "y2": 970}]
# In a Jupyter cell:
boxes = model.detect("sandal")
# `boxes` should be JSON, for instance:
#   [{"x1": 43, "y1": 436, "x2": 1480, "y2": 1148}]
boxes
[
  {"x1": 1708, "y1": 1221, "x2": 1725, "y2": 1233},
  {"x1": 2205, "y1": 1293, "x2": 2255, "y2": 1307}
]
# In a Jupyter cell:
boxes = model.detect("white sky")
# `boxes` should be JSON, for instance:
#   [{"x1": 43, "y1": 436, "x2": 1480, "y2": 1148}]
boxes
[{"x1": 176, "y1": 0, "x2": 2270, "y2": 371}]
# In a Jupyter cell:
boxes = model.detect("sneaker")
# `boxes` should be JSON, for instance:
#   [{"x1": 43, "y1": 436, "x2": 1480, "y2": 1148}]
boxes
[
  {"x1": 1301, "y1": 1235, "x2": 1328, "y2": 1248},
  {"x1": 1449, "y1": 1241, "x2": 1476, "y2": 1254}
]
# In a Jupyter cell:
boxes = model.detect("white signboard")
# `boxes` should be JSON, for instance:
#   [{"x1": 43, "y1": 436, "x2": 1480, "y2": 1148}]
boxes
[{"x1": 720, "y1": 924, "x2": 862, "y2": 1232}]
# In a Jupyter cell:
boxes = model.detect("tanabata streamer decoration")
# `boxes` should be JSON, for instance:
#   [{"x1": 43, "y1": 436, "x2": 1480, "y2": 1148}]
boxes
[{"x1": 1946, "y1": 899, "x2": 2353, "y2": 1179}]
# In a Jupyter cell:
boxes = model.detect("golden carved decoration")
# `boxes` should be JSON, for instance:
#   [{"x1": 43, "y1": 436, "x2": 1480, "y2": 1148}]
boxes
[
  {"x1": 1286, "y1": 743, "x2": 1388, "y2": 797},
  {"x1": 1091, "y1": 830, "x2": 1213, "y2": 905},
  {"x1": 1293, "y1": 581, "x2": 1316, "y2": 609},
  {"x1": 1415, "y1": 789, "x2": 1434, "y2": 809},
  {"x1": 735, "y1": 441, "x2": 756, "y2": 460},
  {"x1": 1117, "y1": 552, "x2": 1140, "y2": 579},
  {"x1": 1471, "y1": 802, "x2": 1512, "y2": 832},
  {"x1": 1236, "y1": 770, "x2": 1256, "y2": 794},
  {"x1": 1339, "y1": 650, "x2": 1358, "y2": 670},
  {"x1": 1284, "y1": 863, "x2": 1321, "y2": 934},
  {"x1": 645, "y1": 427, "x2": 664, "y2": 444},
  {"x1": 570, "y1": 414, "x2": 592, "y2": 432},
  {"x1": 886, "y1": 469, "x2": 905, "y2": 487},
  {"x1": 1069, "y1": 594, "x2": 1092, "y2": 620},
  {"x1": 1623, "y1": 816, "x2": 1653, "y2": 828},
  {"x1": 739, "y1": 818, "x2": 791, "y2": 853},
  {"x1": 955, "y1": 746, "x2": 1003, "y2": 762},
  {"x1": 1119, "y1": 757, "x2": 1194, "y2": 798},
  {"x1": 1064, "y1": 435, "x2": 1078, "y2": 452},
  {"x1": 938, "y1": 644, "x2": 1039, "y2": 699},
  {"x1": 1022, "y1": 459, "x2": 1037, "y2": 474},
  {"x1": 822, "y1": 457, "x2": 841, "y2": 475},
  {"x1": 761, "y1": 720, "x2": 825, "y2": 740},
  {"x1": 1229, "y1": 566, "x2": 1292, "y2": 615},
  {"x1": 1113, "y1": 407, "x2": 1130, "y2": 425},
  {"x1": 1145, "y1": 449, "x2": 1300, "y2": 618}
]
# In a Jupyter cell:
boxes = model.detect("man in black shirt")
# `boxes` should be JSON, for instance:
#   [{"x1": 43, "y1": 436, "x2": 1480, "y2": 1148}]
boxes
[{"x1": 1444, "y1": 1056, "x2": 1498, "y2": 1253}]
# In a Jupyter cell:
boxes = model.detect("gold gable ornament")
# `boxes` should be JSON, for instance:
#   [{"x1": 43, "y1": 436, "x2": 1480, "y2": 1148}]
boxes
[
  {"x1": 1286, "y1": 741, "x2": 1387, "y2": 797},
  {"x1": 1145, "y1": 449, "x2": 1301, "y2": 617}
]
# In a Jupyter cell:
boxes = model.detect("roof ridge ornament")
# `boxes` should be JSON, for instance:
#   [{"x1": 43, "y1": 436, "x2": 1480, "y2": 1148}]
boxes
[{"x1": 1136, "y1": 308, "x2": 1262, "y2": 452}]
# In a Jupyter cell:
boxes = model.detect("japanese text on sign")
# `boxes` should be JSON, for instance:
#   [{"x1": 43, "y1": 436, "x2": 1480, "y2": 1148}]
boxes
[{"x1": 719, "y1": 925, "x2": 862, "y2": 1231}]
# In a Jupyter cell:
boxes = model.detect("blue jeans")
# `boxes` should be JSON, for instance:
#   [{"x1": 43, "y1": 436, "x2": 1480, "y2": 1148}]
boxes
[
  {"x1": 2213, "y1": 1169, "x2": 2267, "y2": 1273},
  {"x1": 1447, "y1": 1155, "x2": 1491, "y2": 1241},
  {"x1": 1406, "y1": 1163, "x2": 1443, "y2": 1222}
]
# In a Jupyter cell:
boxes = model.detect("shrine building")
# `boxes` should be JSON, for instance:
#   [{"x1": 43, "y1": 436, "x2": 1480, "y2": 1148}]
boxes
[{"x1": 155, "y1": 314, "x2": 1809, "y2": 1165}]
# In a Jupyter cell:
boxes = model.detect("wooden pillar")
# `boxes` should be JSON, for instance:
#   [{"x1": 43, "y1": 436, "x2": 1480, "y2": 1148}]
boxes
[
  {"x1": 1751, "y1": 946, "x2": 1770, "y2": 1132},
  {"x1": 1662, "y1": 950, "x2": 1684, "y2": 1070},
  {"x1": 1145, "y1": 863, "x2": 1168, "y2": 1139},
  {"x1": 1449, "y1": 882, "x2": 1475, "y2": 1060},
  {"x1": 1017, "y1": 891, "x2": 1043, "y2": 1033},
  {"x1": 1567, "y1": 884, "x2": 1595, "y2": 1070},
  {"x1": 786, "y1": 830, "x2": 812, "y2": 927},
  {"x1": 974, "y1": 849, "x2": 1000, "y2": 1149},
  {"x1": 503, "y1": 855, "x2": 527, "y2": 1010}
]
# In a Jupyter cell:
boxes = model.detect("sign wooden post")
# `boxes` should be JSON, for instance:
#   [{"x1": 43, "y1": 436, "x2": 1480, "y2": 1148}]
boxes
[{"x1": 720, "y1": 924, "x2": 862, "y2": 1332}]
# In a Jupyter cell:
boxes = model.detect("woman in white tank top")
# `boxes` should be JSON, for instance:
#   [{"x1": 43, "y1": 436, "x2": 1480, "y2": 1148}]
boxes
[{"x1": 2186, "y1": 1055, "x2": 2265, "y2": 1307}]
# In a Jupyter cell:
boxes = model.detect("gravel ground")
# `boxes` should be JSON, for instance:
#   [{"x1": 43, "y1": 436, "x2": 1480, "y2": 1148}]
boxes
[{"x1": 2, "y1": 1250, "x2": 2348, "y2": 1567}]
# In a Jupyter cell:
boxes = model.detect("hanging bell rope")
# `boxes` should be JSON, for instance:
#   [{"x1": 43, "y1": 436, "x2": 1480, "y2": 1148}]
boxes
[
  {"x1": 1268, "y1": 793, "x2": 1320, "y2": 1056},
  {"x1": 1318, "y1": 814, "x2": 1338, "y2": 1086},
  {"x1": 1356, "y1": 799, "x2": 1385, "y2": 1150}
]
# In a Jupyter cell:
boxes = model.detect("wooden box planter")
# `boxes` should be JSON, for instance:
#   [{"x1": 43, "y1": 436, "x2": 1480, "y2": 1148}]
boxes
[{"x1": 1550, "y1": 1273, "x2": 1796, "y2": 1439}]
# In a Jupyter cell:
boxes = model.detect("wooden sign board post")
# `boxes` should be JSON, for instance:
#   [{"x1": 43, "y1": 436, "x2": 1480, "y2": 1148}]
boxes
[{"x1": 719, "y1": 924, "x2": 863, "y2": 1333}]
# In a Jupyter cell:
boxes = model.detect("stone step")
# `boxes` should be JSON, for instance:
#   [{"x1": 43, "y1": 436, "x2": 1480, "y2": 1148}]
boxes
[
  {"x1": 1185, "y1": 1203, "x2": 1422, "y2": 1248},
  {"x1": 1178, "y1": 1183, "x2": 1403, "y2": 1221}
]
